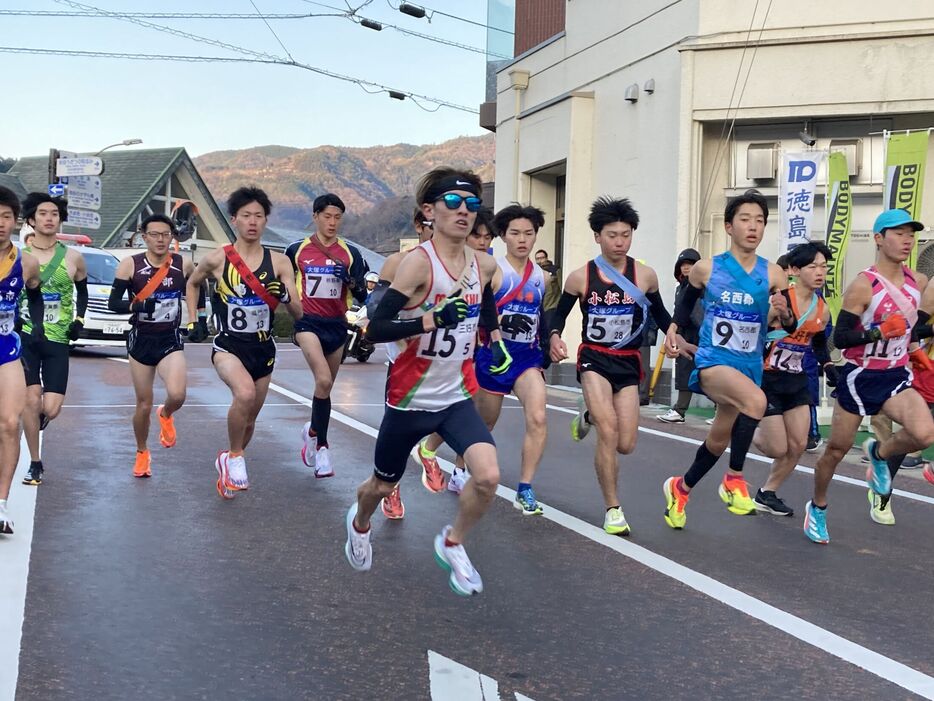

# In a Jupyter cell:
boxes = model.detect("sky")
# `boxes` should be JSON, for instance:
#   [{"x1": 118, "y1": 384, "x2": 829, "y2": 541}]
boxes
[{"x1": 0, "y1": 0, "x2": 503, "y2": 158}]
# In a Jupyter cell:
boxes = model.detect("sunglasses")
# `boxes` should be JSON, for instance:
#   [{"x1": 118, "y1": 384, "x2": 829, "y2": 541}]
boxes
[{"x1": 435, "y1": 193, "x2": 482, "y2": 212}]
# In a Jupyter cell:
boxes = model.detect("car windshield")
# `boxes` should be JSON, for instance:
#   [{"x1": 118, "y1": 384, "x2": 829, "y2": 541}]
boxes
[{"x1": 83, "y1": 252, "x2": 119, "y2": 284}]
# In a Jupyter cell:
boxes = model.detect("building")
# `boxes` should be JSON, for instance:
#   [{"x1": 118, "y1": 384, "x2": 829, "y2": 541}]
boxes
[{"x1": 491, "y1": 1, "x2": 934, "y2": 379}]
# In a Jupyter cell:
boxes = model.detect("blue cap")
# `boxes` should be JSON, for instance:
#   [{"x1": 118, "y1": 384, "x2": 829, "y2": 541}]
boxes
[{"x1": 873, "y1": 209, "x2": 924, "y2": 234}]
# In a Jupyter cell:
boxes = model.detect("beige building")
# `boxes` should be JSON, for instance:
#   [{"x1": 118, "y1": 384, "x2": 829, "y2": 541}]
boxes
[{"x1": 494, "y1": 1, "x2": 934, "y2": 365}]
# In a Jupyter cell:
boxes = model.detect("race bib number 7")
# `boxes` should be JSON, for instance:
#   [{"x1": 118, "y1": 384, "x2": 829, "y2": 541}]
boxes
[
  {"x1": 304, "y1": 264, "x2": 341, "y2": 299},
  {"x1": 713, "y1": 309, "x2": 761, "y2": 352}
]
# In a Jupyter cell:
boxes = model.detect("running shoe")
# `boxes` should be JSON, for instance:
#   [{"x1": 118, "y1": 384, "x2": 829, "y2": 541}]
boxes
[
  {"x1": 133, "y1": 450, "x2": 152, "y2": 478},
  {"x1": 300, "y1": 421, "x2": 317, "y2": 468},
  {"x1": 924, "y1": 462, "x2": 934, "y2": 486},
  {"x1": 314, "y1": 446, "x2": 334, "y2": 478},
  {"x1": 663, "y1": 476, "x2": 689, "y2": 529},
  {"x1": 863, "y1": 438, "x2": 892, "y2": 496},
  {"x1": 418, "y1": 439, "x2": 445, "y2": 493},
  {"x1": 868, "y1": 489, "x2": 895, "y2": 526},
  {"x1": 718, "y1": 475, "x2": 757, "y2": 515},
  {"x1": 571, "y1": 397, "x2": 591, "y2": 441},
  {"x1": 157, "y1": 404, "x2": 176, "y2": 448},
  {"x1": 214, "y1": 450, "x2": 234, "y2": 500},
  {"x1": 514, "y1": 486, "x2": 544, "y2": 516},
  {"x1": 803, "y1": 500, "x2": 829, "y2": 544},
  {"x1": 381, "y1": 484, "x2": 405, "y2": 520},
  {"x1": 656, "y1": 410, "x2": 685, "y2": 424},
  {"x1": 433, "y1": 525, "x2": 483, "y2": 596},
  {"x1": 603, "y1": 506, "x2": 630, "y2": 536},
  {"x1": 705, "y1": 417, "x2": 715, "y2": 425},
  {"x1": 806, "y1": 435, "x2": 823, "y2": 453},
  {"x1": 447, "y1": 467, "x2": 470, "y2": 495},
  {"x1": 0, "y1": 500, "x2": 13, "y2": 534},
  {"x1": 227, "y1": 454, "x2": 249, "y2": 490},
  {"x1": 899, "y1": 455, "x2": 926, "y2": 470},
  {"x1": 22, "y1": 461, "x2": 43, "y2": 486},
  {"x1": 344, "y1": 503, "x2": 372, "y2": 571},
  {"x1": 39, "y1": 413, "x2": 50, "y2": 431},
  {"x1": 754, "y1": 489, "x2": 793, "y2": 517}
]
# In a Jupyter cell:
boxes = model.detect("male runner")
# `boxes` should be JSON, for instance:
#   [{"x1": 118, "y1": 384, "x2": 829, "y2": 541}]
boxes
[
  {"x1": 186, "y1": 187, "x2": 301, "y2": 499},
  {"x1": 109, "y1": 214, "x2": 199, "y2": 477},
  {"x1": 344, "y1": 167, "x2": 510, "y2": 596},
  {"x1": 662, "y1": 189, "x2": 795, "y2": 530},
  {"x1": 746, "y1": 242, "x2": 835, "y2": 516},
  {"x1": 549, "y1": 197, "x2": 674, "y2": 535},
  {"x1": 805, "y1": 209, "x2": 934, "y2": 542},
  {"x1": 0, "y1": 186, "x2": 45, "y2": 533},
  {"x1": 18, "y1": 193, "x2": 88, "y2": 486},
  {"x1": 286, "y1": 194, "x2": 368, "y2": 478}
]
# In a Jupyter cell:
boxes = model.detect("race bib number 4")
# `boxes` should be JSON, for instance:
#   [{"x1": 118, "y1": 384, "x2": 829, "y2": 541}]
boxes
[
  {"x1": 769, "y1": 342, "x2": 805, "y2": 373},
  {"x1": 227, "y1": 297, "x2": 270, "y2": 333},
  {"x1": 304, "y1": 264, "x2": 341, "y2": 299},
  {"x1": 586, "y1": 309, "x2": 633, "y2": 344},
  {"x1": 713, "y1": 309, "x2": 761, "y2": 352},
  {"x1": 43, "y1": 292, "x2": 61, "y2": 324},
  {"x1": 139, "y1": 292, "x2": 179, "y2": 324}
]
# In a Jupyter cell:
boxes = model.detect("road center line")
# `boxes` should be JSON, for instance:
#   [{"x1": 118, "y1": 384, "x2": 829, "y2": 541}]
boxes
[{"x1": 268, "y1": 380, "x2": 934, "y2": 700}]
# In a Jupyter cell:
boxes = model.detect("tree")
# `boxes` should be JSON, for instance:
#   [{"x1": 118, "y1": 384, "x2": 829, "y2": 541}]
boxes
[{"x1": 0, "y1": 157, "x2": 16, "y2": 173}]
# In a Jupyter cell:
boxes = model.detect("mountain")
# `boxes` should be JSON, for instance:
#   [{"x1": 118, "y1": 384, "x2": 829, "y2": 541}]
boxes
[{"x1": 194, "y1": 134, "x2": 495, "y2": 252}]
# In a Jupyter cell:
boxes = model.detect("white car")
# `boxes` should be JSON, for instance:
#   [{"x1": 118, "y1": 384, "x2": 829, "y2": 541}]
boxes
[{"x1": 72, "y1": 246, "x2": 132, "y2": 346}]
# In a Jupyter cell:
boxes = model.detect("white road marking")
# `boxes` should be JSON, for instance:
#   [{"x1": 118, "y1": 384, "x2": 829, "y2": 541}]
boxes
[
  {"x1": 427, "y1": 650, "x2": 537, "y2": 701},
  {"x1": 268, "y1": 381, "x2": 934, "y2": 700}
]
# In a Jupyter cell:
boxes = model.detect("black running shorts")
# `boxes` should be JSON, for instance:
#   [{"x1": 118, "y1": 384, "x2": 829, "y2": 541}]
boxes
[
  {"x1": 127, "y1": 328, "x2": 184, "y2": 367},
  {"x1": 21, "y1": 337, "x2": 70, "y2": 394},
  {"x1": 212, "y1": 332, "x2": 276, "y2": 381},
  {"x1": 293, "y1": 315, "x2": 347, "y2": 356},
  {"x1": 762, "y1": 370, "x2": 812, "y2": 417},
  {"x1": 577, "y1": 345, "x2": 642, "y2": 394}
]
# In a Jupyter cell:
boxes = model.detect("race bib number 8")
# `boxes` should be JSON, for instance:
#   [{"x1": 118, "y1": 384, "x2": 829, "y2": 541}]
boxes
[
  {"x1": 713, "y1": 310, "x2": 760, "y2": 352},
  {"x1": 43, "y1": 292, "x2": 61, "y2": 324},
  {"x1": 227, "y1": 297, "x2": 270, "y2": 333},
  {"x1": 587, "y1": 312, "x2": 633, "y2": 344}
]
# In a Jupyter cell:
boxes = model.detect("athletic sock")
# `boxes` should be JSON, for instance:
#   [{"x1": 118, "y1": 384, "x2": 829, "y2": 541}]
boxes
[
  {"x1": 888, "y1": 454, "x2": 906, "y2": 479},
  {"x1": 518, "y1": 482, "x2": 532, "y2": 493},
  {"x1": 229, "y1": 450, "x2": 243, "y2": 459},
  {"x1": 728, "y1": 413, "x2": 760, "y2": 472},
  {"x1": 605, "y1": 505, "x2": 620, "y2": 512},
  {"x1": 419, "y1": 440, "x2": 436, "y2": 457},
  {"x1": 311, "y1": 396, "x2": 331, "y2": 447},
  {"x1": 683, "y1": 442, "x2": 722, "y2": 488},
  {"x1": 444, "y1": 536, "x2": 460, "y2": 547},
  {"x1": 812, "y1": 502, "x2": 827, "y2": 511},
  {"x1": 583, "y1": 411, "x2": 591, "y2": 424}
]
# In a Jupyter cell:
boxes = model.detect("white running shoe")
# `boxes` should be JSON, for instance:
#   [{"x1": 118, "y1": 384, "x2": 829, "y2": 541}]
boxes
[
  {"x1": 227, "y1": 454, "x2": 249, "y2": 490},
  {"x1": 447, "y1": 467, "x2": 470, "y2": 495},
  {"x1": 315, "y1": 446, "x2": 334, "y2": 478},
  {"x1": 344, "y1": 503, "x2": 372, "y2": 571},
  {"x1": 657, "y1": 410, "x2": 685, "y2": 424},
  {"x1": 0, "y1": 499, "x2": 13, "y2": 534},
  {"x1": 433, "y1": 525, "x2": 483, "y2": 596},
  {"x1": 300, "y1": 421, "x2": 317, "y2": 467}
]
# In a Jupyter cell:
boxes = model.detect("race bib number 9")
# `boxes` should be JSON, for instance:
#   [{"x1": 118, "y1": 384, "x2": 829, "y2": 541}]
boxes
[
  {"x1": 43, "y1": 292, "x2": 61, "y2": 324},
  {"x1": 713, "y1": 309, "x2": 761, "y2": 352},
  {"x1": 227, "y1": 297, "x2": 270, "y2": 333},
  {"x1": 304, "y1": 264, "x2": 341, "y2": 300},
  {"x1": 586, "y1": 311, "x2": 633, "y2": 344}
]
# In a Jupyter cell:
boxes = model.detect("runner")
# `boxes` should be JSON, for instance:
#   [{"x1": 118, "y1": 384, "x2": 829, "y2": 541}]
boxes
[
  {"x1": 108, "y1": 214, "x2": 198, "y2": 477},
  {"x1": 473, "y1": 204, "x2": 550, "y2": 515},
  {"x1": 0, "y1": 185, "x2": 45, "y2": 534},
  {"x1": 185, "y1": 186, "x2": 301, "y2": 499},
  {"x1": 344, "y1": 167, "x2": 511, "y2": 596},
  {"x1": 17, "y1": 193, "x2": 88, "y2": 487},
  {"x1": 745, "y1": 242, "x2": 834, "y2": 516},
  {"x1": 805, "y1": 209, "x2": 934, "y2": 542},
  {"x1": 661, "y1": 189, "x2": 795, "y2": 530},
  {"x1": 285, "y1": 194, "x2": 368, "y2": 478},
  {"x1": 549, "y1": 197, "x2": 674, "y2": 535}
]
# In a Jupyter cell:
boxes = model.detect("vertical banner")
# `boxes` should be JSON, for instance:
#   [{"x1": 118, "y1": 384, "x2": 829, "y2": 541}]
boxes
[
  {"x1": 884, "y1": 130, "x2": 929, "y2": 267},
  {"x1": 824, "y1": 151, "x2": 852, "y2": 320},
  {"x1": 779, "y1": 151, "x2": 825, "y2": 255}
]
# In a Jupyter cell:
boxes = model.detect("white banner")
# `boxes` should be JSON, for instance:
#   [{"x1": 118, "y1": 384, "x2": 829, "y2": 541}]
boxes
[{"x1": 778, "y1": 151, "x2": 825, "y2": 255}]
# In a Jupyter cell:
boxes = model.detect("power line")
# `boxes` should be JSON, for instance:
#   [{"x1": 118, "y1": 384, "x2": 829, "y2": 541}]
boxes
[
  {"x1": 249, "y1": 0, "x2": 296, "y2": 63},
  {"x1": 385, "y1": 1, "x2": 514, "y2": 35},
  {"x1": 0, "y1": 9, "x2": 343, "y2": 20}
]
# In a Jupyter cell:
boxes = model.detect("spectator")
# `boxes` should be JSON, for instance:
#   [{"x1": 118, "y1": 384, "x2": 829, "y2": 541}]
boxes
[
  {"x1": 535, "y1": 248, "x2": 562, "y2": 332},
  {"x1": 657, "y1": 248, "x2": 702, "y2": 423}
]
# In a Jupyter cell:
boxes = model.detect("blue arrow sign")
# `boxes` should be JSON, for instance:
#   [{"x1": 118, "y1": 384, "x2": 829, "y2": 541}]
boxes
[{"x1": 47, "y1": 183, "x2": 65, "y2": 197}]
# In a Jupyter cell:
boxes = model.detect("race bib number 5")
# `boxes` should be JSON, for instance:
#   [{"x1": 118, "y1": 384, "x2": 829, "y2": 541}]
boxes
[
  {"x1": 713, "y1": 309, "x2": 761, "y2": 352},
  {"x1": 228, "y1": 297, "x2": 270, "y2": 333},
  {"x1": 586, "y1": 310, "x2": 633, "y2": 344}
]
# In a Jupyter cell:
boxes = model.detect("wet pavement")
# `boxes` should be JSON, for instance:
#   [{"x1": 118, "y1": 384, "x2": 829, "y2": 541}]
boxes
[{"x1": 5, "y1": 343, "x2": 934, "y2": 700}]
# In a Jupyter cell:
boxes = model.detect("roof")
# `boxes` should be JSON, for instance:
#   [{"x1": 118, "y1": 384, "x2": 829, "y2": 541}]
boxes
[
  {"x1": 0, "y1": 173, "x2": 27, "y2": 201},
  {"x1": 8, "y1": 148, "x2": 233, "y2": 247}
]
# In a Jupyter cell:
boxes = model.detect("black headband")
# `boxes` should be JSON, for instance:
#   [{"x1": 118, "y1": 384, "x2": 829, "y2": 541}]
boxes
[{"x1": 423, "y1": 176, "x2": 481, "y2": 203}]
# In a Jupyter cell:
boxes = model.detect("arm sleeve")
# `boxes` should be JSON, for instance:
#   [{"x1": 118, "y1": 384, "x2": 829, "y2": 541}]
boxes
[
  {"x1": 549, "y1": 292, "x2": 578, "y2": 336},
  {"x1": 108, "y1": 277, "x2": 133, "y2": 314},
  {"x1": 779, "y1": 289, "x2": 798, "y2": 334},
  {"x1": 197, "y1": 282, "x2": 207, "y2": 315},
  {"x1": 673, "y1": 283, "x2": 703, "y2": 328},
  {"x1": 912, "y1": 309, "x2": 932, "y2": 341},
  {"x1": 25, "y1": 285, "x2": 44, "y2": 330},
  {"x1": 812, "y1": 330, "x2": 831, "y2": 366},
  {"x1": 348, "y1": 245, "x2": 369, "y2": 304},
  {"x1": 479, "y1": 282, "x2": 500, "y2": 332},
  {"x1": 646, "y1": 290, "x2": 672, "y2": 332},
  {"x1": 365, "y1": 288, "x2": 426, "y2": 342},
  {"x1": 74, "y1": 278, "x2": 89, "y2": 318},
  {"x1": 834, "y1": 309, "x2": 880, "y2": 348}
]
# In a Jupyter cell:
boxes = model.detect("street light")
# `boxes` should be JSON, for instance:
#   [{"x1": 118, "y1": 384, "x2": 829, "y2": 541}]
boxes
[{"x1": 94, "y1": 138, "x2": 143, "y2": 155}]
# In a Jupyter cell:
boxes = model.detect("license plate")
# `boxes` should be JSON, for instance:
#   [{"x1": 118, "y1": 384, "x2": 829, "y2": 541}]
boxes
[{"x1": 104, "y1": 323, "x2": 126, "y2": 335}]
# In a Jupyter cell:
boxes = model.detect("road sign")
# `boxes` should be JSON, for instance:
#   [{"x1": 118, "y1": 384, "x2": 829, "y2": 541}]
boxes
[
  {"x1": 47, "y1": 183, "x2": 65, "y2": 197},
  {"x1": 66, "y1": 208, "x2": 101, "y2": 230},
  {"x1": 66, "y1": 189, "x2": 101, "y2": 211},
  {"x1": 68, "y1": 175, "x2": 101, "y2": 195},
  {"x1": 56, "y1": 157, "x2": 102, "y2": 177}
]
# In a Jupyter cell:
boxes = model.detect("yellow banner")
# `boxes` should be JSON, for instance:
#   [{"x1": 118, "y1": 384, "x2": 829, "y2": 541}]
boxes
[
  {"x1": 884, "y1": 131, "x2": 929, "y2": 267},
  {"x1": 824, "y1": 151, "x2": 851, "y2": 320}
]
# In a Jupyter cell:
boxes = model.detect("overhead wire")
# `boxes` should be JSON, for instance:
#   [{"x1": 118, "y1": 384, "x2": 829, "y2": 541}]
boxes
[
  {"x1": 384, "y1": 0, "x2": 514, "y2": 35},
  {"x1": 0, "y1": 9, "x2": 343, "y2": 20}
]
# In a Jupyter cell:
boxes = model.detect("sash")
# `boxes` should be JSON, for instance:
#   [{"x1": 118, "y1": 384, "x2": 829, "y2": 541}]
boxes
[
  {"x1": 766, "y1": 289, "x2": 818, "y2": 341},
  {"x1": 223, "y1": 245, "x2": 280, "y2": 311},
  {"x1": 594, "y1": 255, "x2": 649, "y2": 349},
  {"x1": 872, "y1": 266, "x2": 918, "y2": 328},
  {"x1": 0, "y1": 246, "x2": 17, "y2": 282},
  {"x1": 131, "y1": 256, "x2": 173, "y2": 304},
  {"x1": 496, "y1": 260, "x2": 534, "y2": 310},
  {"x1": 35, "y1": 243, "x2": 67, "y2": 286}
]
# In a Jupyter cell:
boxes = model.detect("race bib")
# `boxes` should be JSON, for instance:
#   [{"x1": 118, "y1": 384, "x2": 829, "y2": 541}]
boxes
[
  {"x1": 227, "y1": 296, "x2": 270, "y2": 333},
  {"x1": 0, "y1": 303, "x2": 14, "y2": 336},
  {"x1": 586, "y1": 311, "x2": 633, "y2": 344},
  {"x1": 139, "y1": 292, "x2": 179, "y2": 324},
  {"x1": 769, "y1": 341, "x2": 805, "y2": 374},
  {"x1": 865, "y1": 335, "x2": 909, "y2": 361},
  {"x1": 712, "y1": 309, "x2": 761, "y2": 352},
  {"x1": 418, "y1": 316, "x2": 477, "y2": 360},
  {"x1": 304, "y1": 264, "x2": 341, "y2": 300},
  {"x1": 503, "y1": 313, "x2": 539, "y2": 343},
  {"x1": 43, "y1": 292, "x2": 61, "y2": 324}
]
